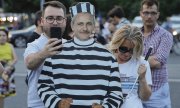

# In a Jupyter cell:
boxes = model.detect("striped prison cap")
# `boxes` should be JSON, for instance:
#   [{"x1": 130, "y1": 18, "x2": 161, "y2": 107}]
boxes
[{"x1": 69, "y1": 2, "x2": 95, "y2": 18}]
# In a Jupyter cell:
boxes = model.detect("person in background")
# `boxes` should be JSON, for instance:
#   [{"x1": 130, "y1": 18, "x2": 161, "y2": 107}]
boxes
[
  {"x1": 140, "y1": 0, "x2": 173, "y2": 108},
  {"x1": 109, "y1": 25, "x2": 152, "y2": 107},
  {"x1": 0, "y1": 28, "x2": 18, "y2": 108},
  {"x1": 107, "y1": 6, "x2": 130, "y2": 31},
  {"x1": 23, "y1": 1, "x2": 66, "y2": 108},
  {"x1": 107, "y1": 6, "x2": 130, "y2": 43},
  {"x1": 28, "y1": 10, "x2": 43, "y2": 43},
  {"x1": 94, "y1": 20, "x2": 107, "y2": 45},
  {"x1": 63, "y1": 14, "x2": 74, "y2": 40},
  {"x1": 37, "y1": 2, "x2": 123, "y2": 108}
]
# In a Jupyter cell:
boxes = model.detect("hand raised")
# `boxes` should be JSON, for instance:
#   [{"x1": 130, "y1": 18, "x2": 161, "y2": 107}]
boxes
[{"x1": 41, "y1": 38, "x2": 62, "y2": 58}]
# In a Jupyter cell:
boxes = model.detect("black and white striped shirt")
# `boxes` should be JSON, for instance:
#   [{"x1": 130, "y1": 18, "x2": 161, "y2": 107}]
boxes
[{"x1": 38, "y1": 37, "x2": 123, "y2": 108}]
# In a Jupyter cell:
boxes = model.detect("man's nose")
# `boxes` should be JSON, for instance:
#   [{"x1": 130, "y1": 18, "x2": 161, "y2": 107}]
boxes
[
  {"x1": 53, "y1": 19, "x2": 58, "y2": 24},
  {"x1": 83, "y1": 25, "x2": 88, "y2": 31}
]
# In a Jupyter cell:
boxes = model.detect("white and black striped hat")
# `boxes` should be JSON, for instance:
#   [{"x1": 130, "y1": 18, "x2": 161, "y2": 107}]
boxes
[{"x1": 69, "y1": 2, "x2": 95, "y2": 18}]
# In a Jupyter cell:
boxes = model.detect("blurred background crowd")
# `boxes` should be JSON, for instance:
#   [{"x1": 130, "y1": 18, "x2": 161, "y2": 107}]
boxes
[
  {"x1": 0, "y1": 0, "x2": 179, "y2": 48},
  {"x1": 0, "y1": 0, "x2": 180, "y2": 108}
]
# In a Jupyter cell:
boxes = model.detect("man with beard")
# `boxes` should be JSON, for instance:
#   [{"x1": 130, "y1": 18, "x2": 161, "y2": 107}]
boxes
[{"x1": 24, "y1": 1, "x2": 66, "y2": 108}]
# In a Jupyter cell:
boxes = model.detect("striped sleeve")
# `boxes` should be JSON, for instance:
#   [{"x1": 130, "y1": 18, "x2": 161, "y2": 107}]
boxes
[
  {"x1": 102, "y1": 57, "x2": 124, "y2": 108},
  {"x1": 37, "y1": 58, "x2": 61, "y2": 108}
]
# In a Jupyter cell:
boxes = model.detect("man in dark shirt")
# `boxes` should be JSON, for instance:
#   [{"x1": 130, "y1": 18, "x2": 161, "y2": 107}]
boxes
[{"x1": 28, "y1": 10, "x2": 43, "y2": 43}]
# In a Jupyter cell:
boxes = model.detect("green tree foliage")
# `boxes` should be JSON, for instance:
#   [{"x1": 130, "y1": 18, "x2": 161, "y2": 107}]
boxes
[
  {"x1": 4, "y1": 0, "x2": 39, "y2": 13},
  {"x1": 2, "y1": 0, "x2": 180, "y2": 21}
]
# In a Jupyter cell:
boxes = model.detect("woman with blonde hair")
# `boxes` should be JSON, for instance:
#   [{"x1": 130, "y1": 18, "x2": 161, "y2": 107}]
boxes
[{"x1": 109, "y1": 25, "x2": 152, "y2": 107}]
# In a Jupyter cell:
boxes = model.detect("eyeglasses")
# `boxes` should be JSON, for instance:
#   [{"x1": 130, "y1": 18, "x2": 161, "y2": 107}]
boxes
[
  {"x1": 142, "y1": 11, "x2": 158, "y2": 16},
  {"x1": 45, "y1": 16, "x2": 65, "y2": 24},
  {"x1": 119, "y1": 46, "x2": 133, "y2": 54},
  {"x1": 0, "y1": 34, "x2": 6, "y2": 37}
]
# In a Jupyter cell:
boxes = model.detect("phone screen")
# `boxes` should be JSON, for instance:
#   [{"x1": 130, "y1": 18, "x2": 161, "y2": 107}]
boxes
[{"x1": 50, "y1": 27, "x2": 62, "y2": 51}]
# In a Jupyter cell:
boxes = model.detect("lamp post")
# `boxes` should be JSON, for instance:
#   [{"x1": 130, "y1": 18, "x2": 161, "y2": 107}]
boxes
[
  {"x1": 40, "y1": 0, "x2": 45, "y2": 11},
  {"x1": 0, "y1": 0, "x2": 4, "y2": 12}
]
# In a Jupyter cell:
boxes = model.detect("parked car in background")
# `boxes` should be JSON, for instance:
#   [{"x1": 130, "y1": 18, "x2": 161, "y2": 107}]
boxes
[
  {"x1": 172, "y1": 27, "x2": 180, "y2": 56},
  {"x1": 169, "y1": 15, "x2": 180, "y2": 29},
  {"x1": 170, "y1": 15, "x2": 180, "y2": 37},
  {"x1": 131, "y1": 16, "x2": 143, "y2": 28},
  {"x1": 161, "y1": 15, "x2": 180, "y2": 35},
  {"x1": 161, "y1": 15, "x2": 180, "y2": 56},
  {"x1": 8, "y1": 25, "x2": 35, "y2": 48}
]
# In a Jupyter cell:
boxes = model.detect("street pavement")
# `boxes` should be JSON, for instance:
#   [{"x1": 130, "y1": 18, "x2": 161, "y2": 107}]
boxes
[{"x1": 4, "y1": 48, "x2": 180, "y2": 108}]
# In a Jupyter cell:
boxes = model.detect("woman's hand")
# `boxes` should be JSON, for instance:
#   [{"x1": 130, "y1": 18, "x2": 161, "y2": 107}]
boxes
[{"x1": 138, "y1": 64, "x2": 147, "y2": 80}]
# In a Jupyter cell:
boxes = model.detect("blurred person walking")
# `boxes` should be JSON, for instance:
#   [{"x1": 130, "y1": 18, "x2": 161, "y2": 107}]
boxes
[
  {"x1": 107, "y1": 6, "x2": 130, "y2": 31},
  {"x1": 140, "y1": 0, "x2": 173, "y2": 108},
  {"x1": 28, "y1": 10, "x2": 43, "y2": 43},
  {"x1": 24, "y1": 1, "x2": 66, "y2": 108},
  {"x1": 108, "y1": 25, "x2": 152, "y2": 108},
  {"x1": 94, "y1": 20, "x2": 107, "y2": 45},
  {"x1": 37, "y1": 2, "x2": 123, "y2": 108},
  {"x1": 107, "y1": 6, "x2": 130, "y2": 42},
  {"x1": 0, "y1": 28, "x2": 18, "y2": 108}
]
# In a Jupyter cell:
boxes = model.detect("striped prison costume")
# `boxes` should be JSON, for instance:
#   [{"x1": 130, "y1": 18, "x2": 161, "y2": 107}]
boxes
[{"x1": 38, "y1": 38, "x2": 123, "y2": 108}]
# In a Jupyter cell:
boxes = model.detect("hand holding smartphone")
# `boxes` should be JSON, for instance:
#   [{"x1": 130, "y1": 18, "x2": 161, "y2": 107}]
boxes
[{"x1": 50, "y1": 27, "x2": 62, "y2": 51}]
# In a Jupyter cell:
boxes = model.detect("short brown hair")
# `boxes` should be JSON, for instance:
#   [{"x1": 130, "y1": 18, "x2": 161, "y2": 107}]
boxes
[
  {"x1": 141, "y1": 0, "x2": 159, "y2": 11},
  {"x1": 107, "y1": 6, "x2": 125, "y2": 18},
  {"x1": 42, "y1": 1, "x2": 66, "y2": 16}
]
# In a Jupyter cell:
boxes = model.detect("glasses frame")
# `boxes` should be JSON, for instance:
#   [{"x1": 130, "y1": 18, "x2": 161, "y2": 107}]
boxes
[
  {"x1": 45, "y1": 16, "x2": 66, "y2": 24},
  {"x1": 142, "y1": 11, "x2": 158, "y2": 17},
  {"x1": 119, "y1": 46, "x2": 133, "y2": 54}
]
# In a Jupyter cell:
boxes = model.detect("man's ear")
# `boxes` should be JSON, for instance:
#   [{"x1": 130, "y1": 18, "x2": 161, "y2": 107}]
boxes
[
  {"x1": 157, "y1": 12, "x2": 160, "y2": 19},
  {"x1": 40, "y1": 17, "x2": 44, "y2": 25},
  {"x1": 139, "y1": 11, "x2": 142, "y2": 17},
  {"x1": 71, "y1": 23, "x2": 74, "y2": 31}
]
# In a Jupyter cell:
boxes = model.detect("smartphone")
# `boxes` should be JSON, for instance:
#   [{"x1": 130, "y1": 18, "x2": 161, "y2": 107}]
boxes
[{"x1": 50, "y1": 27, "x2": 62, "y2": 51}]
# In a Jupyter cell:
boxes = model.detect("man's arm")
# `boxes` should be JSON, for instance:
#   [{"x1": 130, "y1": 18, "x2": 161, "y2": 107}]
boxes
[
  {"x1": 148, "y1": 56, "x2": 161, "y2": 68},
  {"x1": 37, "y1": 58, "x2": 61, "y2": 108},
  {"x1": 149, "y1": 32, "x2": 173, "y2": 69},
  {"x1": 101, "y1": 58, "x2": 124, "y2": 108},
  {"x1": 25, "y1": 51, "x2": 47, "y2": 70},
  {"x1": 25, "y1": 38, "x2": 62, "y2": 70}
]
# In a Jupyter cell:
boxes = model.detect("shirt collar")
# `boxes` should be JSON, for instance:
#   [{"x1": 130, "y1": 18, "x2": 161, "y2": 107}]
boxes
[
  {"x1": 141, "y1": 24, "x2": 160, "y2": 36},
  {"x1": 73, "y1": 37, "x2": 95, "y2": 46}
]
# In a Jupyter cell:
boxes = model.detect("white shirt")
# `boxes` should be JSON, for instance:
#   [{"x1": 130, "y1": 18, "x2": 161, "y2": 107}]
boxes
[
  {"x1": 119, "y1": 57, "x2": 152, "y2": 96},
  {"x1": 24, "y1": 34, "x2": 67, "y2": 108}
]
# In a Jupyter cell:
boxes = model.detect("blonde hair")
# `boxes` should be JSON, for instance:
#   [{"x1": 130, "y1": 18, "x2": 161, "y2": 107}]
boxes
[{"x1": 109, "y1": 25, "x2": 143, "y2": 59}]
